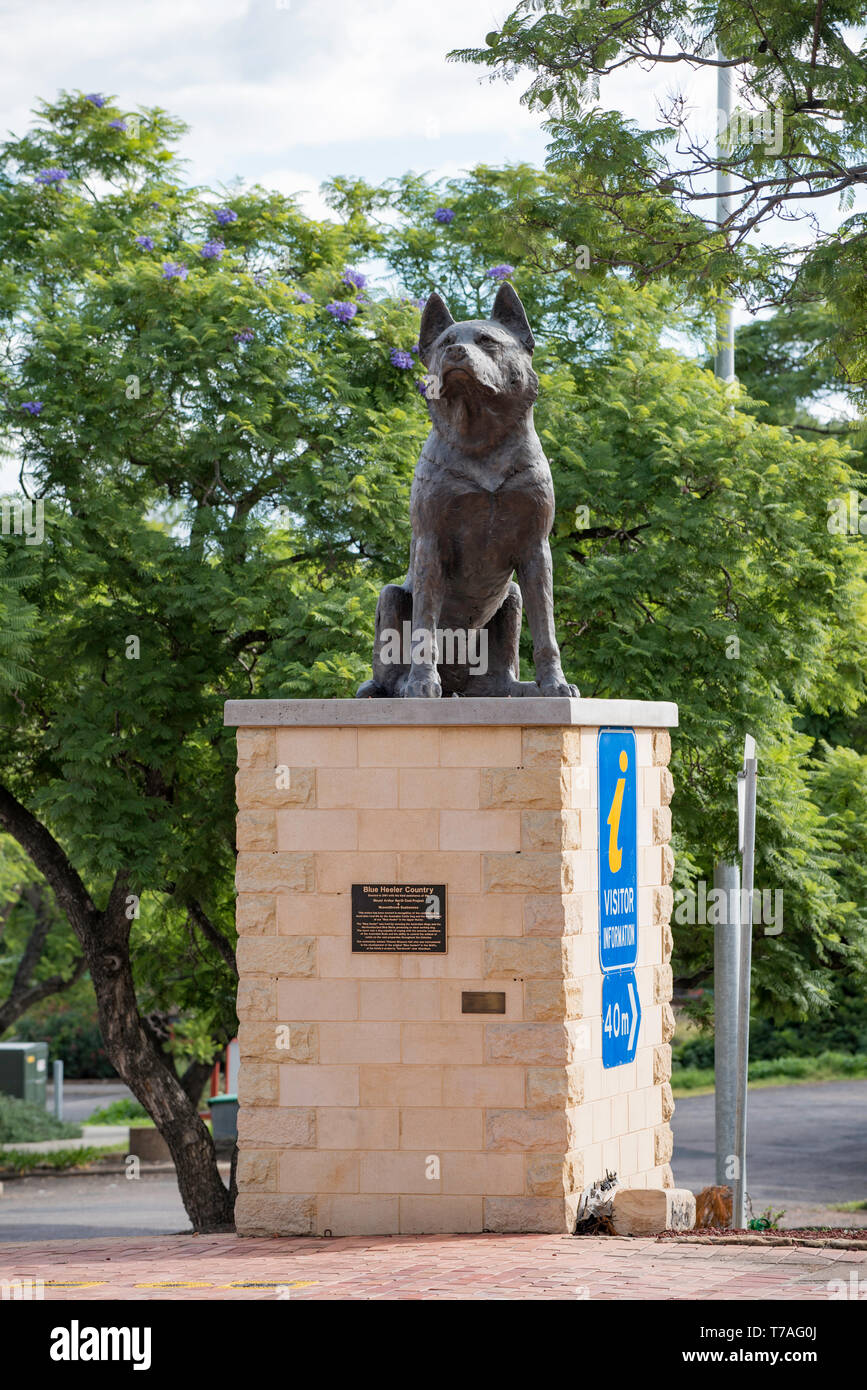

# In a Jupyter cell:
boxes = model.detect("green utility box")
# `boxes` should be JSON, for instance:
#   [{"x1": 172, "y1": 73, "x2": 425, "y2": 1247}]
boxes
[{"x1": 0, "y1": 1042, "x2": 49, "y2": 1106}]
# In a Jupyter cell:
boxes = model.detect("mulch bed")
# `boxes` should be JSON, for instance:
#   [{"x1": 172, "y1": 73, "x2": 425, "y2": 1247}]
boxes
[{"x1": 657, "y1": 1226, "x2": 867, "y2": 1249}]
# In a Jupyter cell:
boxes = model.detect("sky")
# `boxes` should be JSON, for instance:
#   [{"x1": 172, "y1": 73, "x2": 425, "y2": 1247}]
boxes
[
  {"x1": 0, "y1": 0, "x2": 561, "y2": 215},
  {"x1": 0, "y1": 0, "x2": 858, "y2": 494}
]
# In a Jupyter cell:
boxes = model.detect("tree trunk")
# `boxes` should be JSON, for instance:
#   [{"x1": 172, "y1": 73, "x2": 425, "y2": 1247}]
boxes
[
  {"x1": 0, "y1": 786, "x2": 234, "y2": 1232},
  {"x1": 85, "y1": 882, "x2": 233, "y2": 1231}
]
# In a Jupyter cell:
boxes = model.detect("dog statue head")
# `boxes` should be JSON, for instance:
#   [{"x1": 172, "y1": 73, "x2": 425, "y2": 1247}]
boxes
[{"x1": 418, "y1": 283, "x2": 539, "y2": 452}]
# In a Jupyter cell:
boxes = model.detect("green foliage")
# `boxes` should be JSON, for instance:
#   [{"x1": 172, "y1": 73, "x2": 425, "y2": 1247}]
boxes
[
  {"x1": 0, "y1": 1144, "x2": 120, "y2": 1173},
  {"x1": 450, "y1": 2, "x2": 867, "y2": 307},
  {"x1": 0, "y1": 94, "x2": 864, "y2": 1054},
  {"x1": 7, "y1": 985, "x2": 115, "y2": 1078},
  {"x1": 0, "y1": 1091, "x2": 82, "y2": 1142},
  {"x1": 675, "y1": 977, "x2": 867, "y2": 1068},
  {"x1": 672, "y1": 1050, "x2": 867, "y2": 1092},
  {"x1": 84, "y1": 1096, "x2": 150, "y2": 1126}
]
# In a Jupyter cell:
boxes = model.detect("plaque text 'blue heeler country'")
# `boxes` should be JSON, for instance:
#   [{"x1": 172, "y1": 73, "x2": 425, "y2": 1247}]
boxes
[{"x1": 597, "y1": 728, "x2": 638, "y2": 972}]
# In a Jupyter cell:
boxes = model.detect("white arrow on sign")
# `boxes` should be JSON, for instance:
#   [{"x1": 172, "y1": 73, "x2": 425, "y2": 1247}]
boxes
[{"x1": 627, "y1": 980, "x2": 639, "y2": 1051}]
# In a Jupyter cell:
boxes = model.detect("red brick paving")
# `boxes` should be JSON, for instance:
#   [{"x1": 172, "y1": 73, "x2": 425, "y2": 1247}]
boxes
[{"x1": 1, "y1": 1233, "x2": 865, "y2": 1300}]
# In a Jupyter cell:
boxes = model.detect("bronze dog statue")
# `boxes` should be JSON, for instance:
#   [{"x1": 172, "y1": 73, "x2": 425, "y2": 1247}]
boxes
[{"x1": 356, "y1": 283, "x2": 578, "y2": 698}]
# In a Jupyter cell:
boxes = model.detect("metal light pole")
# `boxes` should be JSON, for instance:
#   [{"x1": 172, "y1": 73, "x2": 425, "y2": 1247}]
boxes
[
  {"x1": 733, "y1": 735, "x2": 758, "y2": 1227},
  {"x1": 53, "y1": 1058, "x2": 64, "y2": 1122},
  {"x1": 713, "y1": 861, "x2": 740, "y2": 1186},
  {"x1": 714, "y1": 52, "x2": 735, "y2": 382},
  {"x1": 711, "y1": 43, "x2": 742, "y2": 1218}
]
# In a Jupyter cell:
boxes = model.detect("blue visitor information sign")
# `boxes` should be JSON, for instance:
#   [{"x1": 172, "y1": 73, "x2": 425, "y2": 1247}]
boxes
[
  {"x1": 597, "y1": 728, "x2": 638, "y2": 972},
  {"x1": 602, "y1": 968, "x2": 641, "y2": 1068}
]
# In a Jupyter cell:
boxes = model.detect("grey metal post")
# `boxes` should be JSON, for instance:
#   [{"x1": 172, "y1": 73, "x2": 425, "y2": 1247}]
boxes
[
  {"x1": 714, "y1": 51, "x2": 735, "y2": 382},
  {"x1": 53, "y1": 1059, "x2": 63, "y2": 1122},
  {"x1": 733, "y1": 738, "x2": 758, "y2": 1227},
  {"x1": 714, "y1": 860, "x2": 740, "y2": 1189}
]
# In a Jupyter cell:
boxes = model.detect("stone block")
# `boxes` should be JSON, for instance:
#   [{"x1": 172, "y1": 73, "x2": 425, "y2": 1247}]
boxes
[
  {"x1": 440, "y1": 810, "x2": 521, "y2": 851},
  {"x1": 525, "y1": 979, "x2": 566, "y2": 1021},
  {"x1": 485, "y1": 1023, "x2": 565, "y2": 1066},
  {"x1": 610, "y1": 1186, "x2": 694, "y2": 1236},
  {"x1": 483, "y1": 1197, "x2": 565, "y2": 1233},
  {"x1": 485, "y1": 1109, "x2": 567, "y2": 1152},
  {"x1": 653, "y1": 1043, "x2": 672, "y2": 1084},
  {"x1": 237, "y1": 810, "x2": 277, "y2": 852},
  {"x1": 654, "y1": 1123, "x2": 674, "y2": 1165},
  {"x1": 484, "y1": 937, "x2": 561, "y2": 980},
  {"x1": 440, "y1": 727, "x2": 521, "y2": 767},
  {"x1": 236, "y1": 767, "x2": 315, "y2": 810},
  {"x1": 521, "y1": 810, "x2": 581, "y2": 852},
  {"x1": 236, "y1": 728, "x2": 276, "y2": 769},
  {"x1": 479, "y1": 767, "x2": 569, "y2": 810},
  {"x1": 236, "y1": 894, "x2": 277, "y2": 937},
  {"x1": 483, "y1": 853, "x2": 572, "y2": 895},
  {"x1": 236, "y1": 852, "x2": 314, "y2": 895},
  {"x1": 235, "y1": 1194, "x2": 315, "y2": 1236}
]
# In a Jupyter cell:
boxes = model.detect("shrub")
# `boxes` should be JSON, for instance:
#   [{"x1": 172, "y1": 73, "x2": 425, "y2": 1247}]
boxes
[
  {"x1": 0, "y1": 1092, "x2": 82, "y2": 1142},
  {"x1": 9, "y1": 992, "x2": 115, "y2": 1079},
  {"x1": 85, "y1": 1097, "x2": 150, "y2": 1126}
]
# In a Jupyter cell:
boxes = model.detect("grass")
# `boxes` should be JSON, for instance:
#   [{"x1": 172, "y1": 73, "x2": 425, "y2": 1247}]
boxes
[
  {"x1": 84, "y1": 1097, "x2": 151, "y2": 1127},
  {"x1": 831, "y1": 1199, "x2": 867, "y2": 1213},
  {"x1": 0, "y1": 1093, "x2": 82, "y2": 1143},
  {"x1": 0, "y1": 1144, "x2": 127, "y2": 1175},
  {"x1": 672, "y1": 1049, "x2": 867, "y2": 1098}
]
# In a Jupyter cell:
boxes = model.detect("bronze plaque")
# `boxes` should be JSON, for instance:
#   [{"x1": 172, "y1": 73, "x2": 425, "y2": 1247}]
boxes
[
  {"x1": 351, "y1": 884, "x2": 446, "y2": 953},
  {"x1": 461, "y1": 991, "x2": 506, "y2": 1014}
]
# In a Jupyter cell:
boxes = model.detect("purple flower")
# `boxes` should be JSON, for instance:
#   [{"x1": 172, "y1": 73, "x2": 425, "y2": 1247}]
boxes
[
  {"x1": 486, "y1": 263, "x2": 515, "y2": 281},
  {"x1": 294, "y1": 291, "x2": 313, "y2": 304},
  {"x1": 233, "y1": 327, "x2": 255, "y2": 343},
  {"x1": 411, "y1": 342, "x2": 420, "y2": 354},
  {"x1": 201, "y1": 239, "x2": 225, "y2": 260},
  {"x1": 86, "y1": 93, "x2": 106, "y2": 107},
  {"x1": 35, "y1": 168, "x2": 69, "y2": 185},
  {"x1": 134, "y1": 235, "x2": 154, "y2": 250},
  {"x1": 215, "y1": 207, "x2": 238, "y2": 225},
  {"x1": 416, "y1": 379, "x2": 428, "y2": 397},
  {"x1": 342, "y1": 268, "x2": 366, "y2": 290},
  {"x1": 326, "y1": 301, "x2": 357, "y2": 324},
  {"x1": 434, "y1": 207, "x2": 455, "y2": 224},
  {"x1": 412, "y1": 297, "x2": 427, "y2": 310},
  {"x1": 162, "y1": 261, "x2": 188, "y2": 280},
  {"x1": 21, "y1": 400, "x2": 43, "y2": 415},
  {"x1": 108, "y1": 118, "x2": 127, "y2": 131},
  {"x1": 390, "y1": 349, "x2": 414, "y2": 370}
]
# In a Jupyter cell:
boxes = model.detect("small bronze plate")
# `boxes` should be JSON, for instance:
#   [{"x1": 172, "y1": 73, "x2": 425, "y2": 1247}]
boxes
[{"x1": 461, "y1": 991, "x2": 506, "y2": 1014}]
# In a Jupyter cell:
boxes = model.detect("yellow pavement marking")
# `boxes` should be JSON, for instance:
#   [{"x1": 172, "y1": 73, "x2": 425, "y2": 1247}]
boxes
[
  {"x1": 134, "y1": 1281, "x2": 215, "y2": 1288},
  {"x1": 45, "y1": 1281, "x2": 109, "y2": 1288},
  {"x1": 221, "y1": 1280, "x2": 319, "y2": 1289}
]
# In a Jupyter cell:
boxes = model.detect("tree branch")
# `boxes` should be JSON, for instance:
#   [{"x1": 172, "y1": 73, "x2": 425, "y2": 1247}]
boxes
[{"x1": 0, "y1": 784, "x2": 100, "y2": 940}]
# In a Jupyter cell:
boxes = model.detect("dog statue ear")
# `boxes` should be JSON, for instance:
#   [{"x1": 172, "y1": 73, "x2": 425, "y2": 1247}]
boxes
[
  {"x1": 419, "y1": 292, "x2": 456, "y2": 365},
  {"x1": 491, "y1": 282, "x2": 535, "y2": 354}
]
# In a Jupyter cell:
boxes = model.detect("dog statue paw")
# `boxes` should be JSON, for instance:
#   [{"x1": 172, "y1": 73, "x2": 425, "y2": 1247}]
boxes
[{"x1": 402, "y1": 672, "x2": 443, "y2": 699}]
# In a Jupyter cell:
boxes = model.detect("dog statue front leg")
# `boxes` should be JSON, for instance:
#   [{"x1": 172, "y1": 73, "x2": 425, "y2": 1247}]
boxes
[
  {"x1": 402, "y1": 537, "x2": 444, "y2": 698},
  {"x1": 517, "y1": 542, "x2": 579, "y2": 697}
]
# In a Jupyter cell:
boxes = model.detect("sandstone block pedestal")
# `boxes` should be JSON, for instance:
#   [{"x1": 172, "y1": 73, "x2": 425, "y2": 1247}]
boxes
[
  {"x1": 611, "y1": 1186, "x2": 696, "y2": 1235},
  {"x1": 224, "y1": 696, "x2": 678, "y2": 1237}
]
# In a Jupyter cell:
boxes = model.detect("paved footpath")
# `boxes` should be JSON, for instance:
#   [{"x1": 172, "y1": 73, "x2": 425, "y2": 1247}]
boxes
[{"x1": 1, "y1": 1233, "x2": 864, "y2": 1300}]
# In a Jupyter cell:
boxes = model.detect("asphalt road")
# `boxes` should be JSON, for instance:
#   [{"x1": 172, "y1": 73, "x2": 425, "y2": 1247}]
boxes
[
  {"x1": 0, "y1": 1079, "x2": 863, "y2": 1240},
  {"x1": 46, "y1": 1081, "x2": 134, "y2": 1125},
  {"x1": 671, "y1": 1079, "x2": 867, "y2": 1205},
  {"x1": 0, "y1": 1173, "x2": 190, "y2": 1241}
]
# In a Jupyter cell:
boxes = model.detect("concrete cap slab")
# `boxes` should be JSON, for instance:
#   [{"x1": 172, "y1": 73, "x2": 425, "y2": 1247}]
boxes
[{"x1": 224, "y1": 698, "x2": 678, "y2": 727}]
